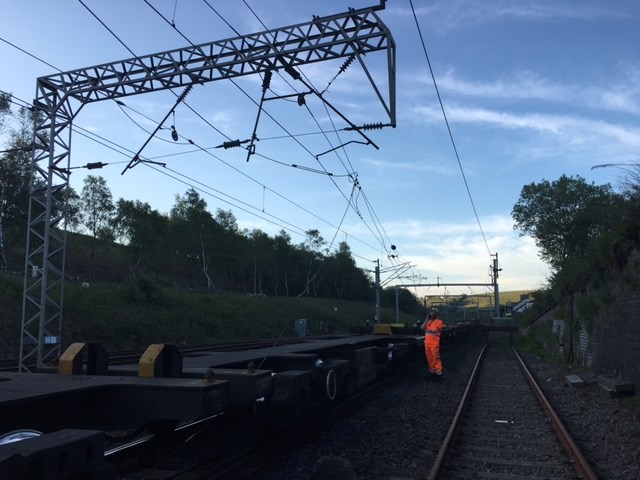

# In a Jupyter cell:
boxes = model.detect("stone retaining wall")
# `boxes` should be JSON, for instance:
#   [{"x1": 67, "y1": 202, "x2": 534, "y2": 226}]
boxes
[
  {"x1": 525, "y1": 289, "x2": 640, "y2": 391},
  {"x1": 592, "y1": 291, "x2": 640, "y2": 389}
]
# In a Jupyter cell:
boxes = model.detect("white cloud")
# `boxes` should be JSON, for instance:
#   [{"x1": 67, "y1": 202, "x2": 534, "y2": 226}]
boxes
[
  {"x1": 358, "y1": 214, "x2": 551, "y2": 292},
  {"x1": 408, "y1": 67, "x2": 640, "y2": 115},
  {"x1": 359, "y1": 156, "x2": 456, "y2": 176},
  {"x1": 391, "y1": 1, "x2": 632, "y2": 32},
  {"x1": 207, "y1": 109, "x2": 238, "y2": 133},
  {"x1": 413, "y1": 103, "x2": 640, "y2": 150}
]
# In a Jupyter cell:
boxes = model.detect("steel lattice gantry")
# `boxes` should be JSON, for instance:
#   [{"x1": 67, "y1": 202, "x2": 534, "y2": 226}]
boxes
[{"x1": 19, "y1": 3, "x2": 396, "y2": 371}]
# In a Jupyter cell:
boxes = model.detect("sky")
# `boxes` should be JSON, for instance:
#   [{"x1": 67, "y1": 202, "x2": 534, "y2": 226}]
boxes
[{"x1": 1, "y1": 0, "x2": 639, "y2": 299}]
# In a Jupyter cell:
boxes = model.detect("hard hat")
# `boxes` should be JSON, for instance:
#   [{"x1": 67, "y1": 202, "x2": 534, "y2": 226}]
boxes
[{"x1": 430, "y1": 308, "x2": 439, "y2": 315}]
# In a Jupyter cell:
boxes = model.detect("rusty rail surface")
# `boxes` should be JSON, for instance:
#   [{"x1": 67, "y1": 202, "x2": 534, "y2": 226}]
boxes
[{"x1": 427, "y1": 345, "x2": 598, "y2": 480}]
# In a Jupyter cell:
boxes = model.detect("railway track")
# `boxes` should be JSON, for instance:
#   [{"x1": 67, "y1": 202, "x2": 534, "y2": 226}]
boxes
[{"x1": 428, "y1": 345, "x2": 598, "y2": 480}]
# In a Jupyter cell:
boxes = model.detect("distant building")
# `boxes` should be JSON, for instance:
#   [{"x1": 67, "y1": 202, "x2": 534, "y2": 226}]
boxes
[{"x1": 507, "y1": 294, "x2": 534, "y2": 315}]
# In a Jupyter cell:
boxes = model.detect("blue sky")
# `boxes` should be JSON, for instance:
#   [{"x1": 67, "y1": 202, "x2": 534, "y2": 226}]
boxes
[{"x1": 2, "y1": 1, "x2": 639, "y2": 297}]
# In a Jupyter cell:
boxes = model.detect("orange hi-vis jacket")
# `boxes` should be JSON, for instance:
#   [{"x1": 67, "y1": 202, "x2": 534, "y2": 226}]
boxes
[{"x1": 424, "y1": 318, "x2": 443, "y2": 343}]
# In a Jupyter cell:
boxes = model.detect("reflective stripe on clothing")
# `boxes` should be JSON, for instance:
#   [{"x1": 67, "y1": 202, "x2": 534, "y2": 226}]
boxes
[{"x1": 424, "y1": 318, "x2": 443, "y2": 337}]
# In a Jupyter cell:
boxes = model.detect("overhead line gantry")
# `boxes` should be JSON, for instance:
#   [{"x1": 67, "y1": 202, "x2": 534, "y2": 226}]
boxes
[{"x1": 20, "y1": 1, "x2": 396, "y2": 371}]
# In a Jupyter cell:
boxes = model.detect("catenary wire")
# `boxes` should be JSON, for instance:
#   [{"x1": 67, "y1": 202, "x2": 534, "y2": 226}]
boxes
[
  {"x1": 142, "y1": 2, "x2": 353, "y2": 189},
  {"x1": 3, "y1": 3, "x2": 404, "y2": 283},
  {"x1": 409, "y1": 0, "x2": 492, "y2": 257},
  {"x1": 204, "y1": 1, "x2": 400, "y2": 267},
  {"x1": 4, "y1": 83, "x2": 386, "y2": 257},
  {"x1": 10, "y1": 93, "x2": 389, "y2": 259},
  {"x1": 144, "y1": 0, "x2": 391, "y2": 256},
  {"x1": 238, "y1": 0, "x2": 393, "y2": 257},
  {"x1": 2, "y1": 89, "x2": 383, "y2": 254},
  {"x1": 77, "y1": 2, "x2": 355, "y2": 209},
  {"x1": 0, "y1": 37, "x2": 62, "y2": 73}
]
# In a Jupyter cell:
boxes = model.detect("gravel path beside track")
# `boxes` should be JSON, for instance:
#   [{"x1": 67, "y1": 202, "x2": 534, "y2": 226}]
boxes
[
  {"x1": 258, "y1": 333, "x2": 640, "y2": 480},
  {"x1": 523, "y1": 353, "x2": 640, "y2": 480}
]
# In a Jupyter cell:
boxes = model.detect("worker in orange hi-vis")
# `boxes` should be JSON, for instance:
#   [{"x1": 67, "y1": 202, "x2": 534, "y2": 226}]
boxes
[{"x1": 421, "y1": 308, "x2": 444, "y2": 380}]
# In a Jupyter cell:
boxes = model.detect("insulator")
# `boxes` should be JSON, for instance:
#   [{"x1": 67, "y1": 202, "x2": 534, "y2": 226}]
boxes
[
  {"x1": 339, "y1": 55, "x2": 355, "y2": 74},
  {"x1": 171, "y1": 126, "x2": 179, "y2": 141},
  {"x1": 297, "y1": 94, "x2": 306, "y2": 106},
  {"x1": 222, "y1": 139, "x2": 242, "y2": 149},
  {"x1": 86, "y1": 162, "x2": 106, "y2": 170},
  {"x1": 177, "y1": 84, "x2": 193, "y2": 102},
  {"x1": 361, "y1": 122, "x2": 384, "y2": 131},
  {"x1": 262, "y1": 70, "x2": 273, "y2": 91}
]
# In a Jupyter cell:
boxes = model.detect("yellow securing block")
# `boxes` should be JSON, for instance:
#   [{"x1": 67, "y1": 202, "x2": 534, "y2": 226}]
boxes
[
  {"x1": 58, "y1": 342, "x2": 86, "y2": 375},
  {"x1": 373, "y1": 324, "x2": 393, "y2": 335},
  {"x1": 138, "y1": 344, "x2": 166, "y2": 378},
  {"x1": 372, "y1": 324, "x2": 407, "y2": 335}
]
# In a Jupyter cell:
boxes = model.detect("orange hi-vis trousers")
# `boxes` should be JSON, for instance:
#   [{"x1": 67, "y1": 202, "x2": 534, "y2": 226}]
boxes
[{"x1": 424, "y1": 336, "x2": 442, "y2": 375}]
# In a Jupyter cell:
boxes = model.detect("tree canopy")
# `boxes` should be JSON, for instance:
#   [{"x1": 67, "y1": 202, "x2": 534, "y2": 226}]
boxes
[
  {"x1": 512, "y1": 174, "x2": 620, "y2": 271},
  {"x1": 15, "y1": 176, "x2": 380, "y2": 305},
  {"x1": 0, "y1": 105, "x2": 48, "y2": 272}
]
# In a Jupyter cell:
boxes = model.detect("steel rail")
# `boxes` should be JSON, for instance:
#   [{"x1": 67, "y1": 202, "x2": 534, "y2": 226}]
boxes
[
  {"x1": 426, "y1": 344, "x2": 486, "y2": 480},
  {"x1": 513, "y1": 347, "x2": 598, "y2": 480},
  {"x1": 427, "y1": 345, "x2": 598, "y2": 480}
]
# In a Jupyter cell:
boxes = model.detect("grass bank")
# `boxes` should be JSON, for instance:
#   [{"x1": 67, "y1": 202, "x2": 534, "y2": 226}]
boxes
[{"x1": 1, "y1": 274, "x2": 416, "y2": 353}]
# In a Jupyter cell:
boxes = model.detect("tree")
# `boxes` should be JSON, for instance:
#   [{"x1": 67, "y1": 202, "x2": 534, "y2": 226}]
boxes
[
  {"x1": 0, "y1": 106, "x2": 38, "y2": 272},
  {"x1": 512, "y1": 175, "x2": 622, "y2": 363},
  {"x1": 245, "y1": 228, "x2": 273, "y2": 295},
  {"x1": 0, "y1": 92, "x2": 10, "y2": 132},
  {"x1": 214, "y1": 209, "x2": 239, "y2": 233},
  {"x1": 113, "y1": 199, "x2": 168, "y2": 279},
  {"x1": 326, "y1": 241, "x2": 372, "y2": 301},
  {"x1": 80, "y1": 175, "x2": 115, "y2": 239},
  {"x1": 298, "y1": 229, "x2": 326, "y2": 297},
  {"x1": 170, "y1": 189, "x2": 218, "y2": 288},
  {"x1": 79, "y1": 175, "x2": 115, "y2": 279},
  {"x1": 512, "y1": 174, "x2": 619, "y2": 271},
  {"x1": 171, "y1": 188, "x2": 208, "y2": 222},
  {"x1": 382, "y1": 286, "x2": 421, "y2": 314},
  {"x1": 273, "y1": 230, "x2": 293, "y2": 296},
  {"x1": 62, "y1": 187, "x2": 82, "y2": 233},
  {"x1": 212, "y1": 208, "x2": 245, "y2": 289}
]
